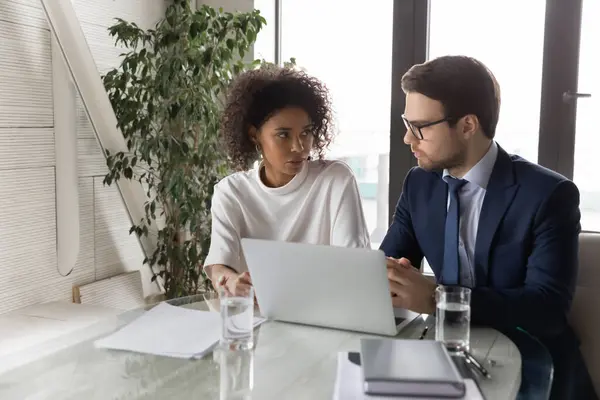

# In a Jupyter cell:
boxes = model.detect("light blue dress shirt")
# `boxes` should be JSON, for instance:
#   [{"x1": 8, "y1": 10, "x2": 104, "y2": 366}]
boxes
[{"x1": 442, "y1": 141, "x2": 499, "y2": 287}]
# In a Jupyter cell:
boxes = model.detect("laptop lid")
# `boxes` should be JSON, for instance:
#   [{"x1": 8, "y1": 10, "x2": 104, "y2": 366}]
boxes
[{"x1": 240, "y1": 238, "x2": 413, "y2": 336}]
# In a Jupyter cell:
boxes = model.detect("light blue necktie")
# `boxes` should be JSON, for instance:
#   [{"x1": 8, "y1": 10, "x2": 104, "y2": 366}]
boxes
[{"x1": 441, "y1": 177, "x2": 467, "y2": 285}]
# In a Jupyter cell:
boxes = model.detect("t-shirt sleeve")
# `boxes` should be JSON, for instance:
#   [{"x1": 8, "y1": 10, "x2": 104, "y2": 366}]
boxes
[
  {"x1": 203, "y1": 183, "x2": 242, "y2": 272},
  {"x1": 331, "y1": 174, "x2": 371, "y2": 249}
]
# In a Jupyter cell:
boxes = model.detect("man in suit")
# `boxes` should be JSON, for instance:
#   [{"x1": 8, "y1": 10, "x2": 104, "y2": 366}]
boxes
[{"x1": 381, "y1": 55, "x2": 596, "y2": 399}]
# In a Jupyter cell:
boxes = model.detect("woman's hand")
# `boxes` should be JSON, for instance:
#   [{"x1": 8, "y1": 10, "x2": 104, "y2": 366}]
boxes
[{"x1": 221, "y1": 271, "x2": 253, "y2": 297}]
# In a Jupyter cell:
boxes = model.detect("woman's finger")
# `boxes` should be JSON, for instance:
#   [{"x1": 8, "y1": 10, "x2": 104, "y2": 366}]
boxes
[
  {"x1": 234, "y1": 282, "x2": 252, "y2": 297},
  {"x1": 238, "y1": 272, "x2": 252, "y2": 285}
]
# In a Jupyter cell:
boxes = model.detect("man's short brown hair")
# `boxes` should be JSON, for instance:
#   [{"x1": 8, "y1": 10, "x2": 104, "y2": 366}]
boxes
[{"x1": 401, "y1": 55, "x2": 501, "y2": 139}]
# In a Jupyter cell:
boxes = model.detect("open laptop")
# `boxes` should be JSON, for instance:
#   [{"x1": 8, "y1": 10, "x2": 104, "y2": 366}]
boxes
[{"x1": 240, "y1": 238, "x2": 421, "y2": 336}]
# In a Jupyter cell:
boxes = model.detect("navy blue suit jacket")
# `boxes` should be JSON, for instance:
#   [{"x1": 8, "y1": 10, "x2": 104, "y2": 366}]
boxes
[{"x1": 380, "y1": 145, "x2": 596, "y2": 399}]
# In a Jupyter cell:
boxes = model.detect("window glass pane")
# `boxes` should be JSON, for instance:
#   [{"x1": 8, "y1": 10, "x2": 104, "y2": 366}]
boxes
[
  {"x1": 573, "y1": 0, "x2": 600, "y2": 231},
  {"x1": 424, "y1": 0, "x2": 547, "y2": 274},
  {"x1": 281, "y1": 0, "x2": 393, "y2": 248},
  {"x1": 428, "y1": 0, "x2": 546, "y2": 163},
  {"x1": 253, "y1": 0, "x2": 275, "y2": 62}
]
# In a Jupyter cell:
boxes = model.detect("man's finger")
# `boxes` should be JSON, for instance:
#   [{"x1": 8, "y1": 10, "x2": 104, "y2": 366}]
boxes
[
  {"x1": 392, "y1": 295, "x2": 406, "y2": 308},
  {"x1": 388, "y1": 266, "x2": 412, "y2": 286},
  {"x1": 387, "y1": 258, "x2": 412, "y2": 273},
  {"x1": 386, "y1": 259, "x2": 404, "y2": 272},
  {"x1": 389, "y1": 280, "x2": 408, "y2": 297}
]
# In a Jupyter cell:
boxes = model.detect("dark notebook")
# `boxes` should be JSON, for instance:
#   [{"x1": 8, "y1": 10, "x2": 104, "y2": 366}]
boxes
[{"x1": 360, "y1": 338, "x2": 466, "y2": 398}]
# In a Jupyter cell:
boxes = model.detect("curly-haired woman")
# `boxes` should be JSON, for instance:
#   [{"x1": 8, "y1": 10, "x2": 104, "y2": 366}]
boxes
[{"x1": 204, "y1": 65, "x2": 371, "y2": 296}]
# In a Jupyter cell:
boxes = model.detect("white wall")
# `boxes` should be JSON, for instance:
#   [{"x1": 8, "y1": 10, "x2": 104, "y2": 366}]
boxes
[
  {"x1": 197, "y1": 0, "x2": 253, "y2": 12},
  {"x1": 0, "y1": 0, "x2": 166, "y2": 314}
]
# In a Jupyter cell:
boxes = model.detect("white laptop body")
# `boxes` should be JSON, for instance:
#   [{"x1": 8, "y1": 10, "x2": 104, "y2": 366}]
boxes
[{"x1": 240, "y1": 238, "x2": 420, "y2": 336}]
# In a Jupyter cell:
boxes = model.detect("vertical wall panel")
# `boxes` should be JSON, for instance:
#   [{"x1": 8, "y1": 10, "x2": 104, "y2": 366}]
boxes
[
  {"x1": 0, "y1": 0, "x2": 48, "y2": 30},
  {"x1": 93, "y1": 177, "x2": 145, "y2": 281},
  {"x1": 0, "y1": 168, "x2": 71, "y2": 314},
  {"x1": 0, "y1": 13, "x2": 52, "y2": 127},
  {"x1": 0, "y1": 128, "x2": 54, "y2": 170}
]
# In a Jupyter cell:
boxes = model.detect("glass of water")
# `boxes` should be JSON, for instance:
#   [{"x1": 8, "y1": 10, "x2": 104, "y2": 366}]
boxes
[
  {"x1": 219, "y1": 286, "x2": 255, "y2": 350},
  {"x1": 217, "y1": 347, "x2": 254, "y2": 400},
  {"x1": 435, "y1": 285, "x2": 471, "y2": 355}
]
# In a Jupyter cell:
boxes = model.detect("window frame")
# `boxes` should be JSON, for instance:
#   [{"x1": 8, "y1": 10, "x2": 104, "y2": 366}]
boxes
[{"x1": 271, "y1": 0, "x2": 591, "y2": 231}]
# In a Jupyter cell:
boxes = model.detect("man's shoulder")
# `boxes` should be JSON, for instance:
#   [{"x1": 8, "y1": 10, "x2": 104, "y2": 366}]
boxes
[
  {"x1": 509, "y1": 153, "x2": 576, "y2": 194},
  {"x1": 405, "y1": 166, "x2": 442, "y2": 187}
]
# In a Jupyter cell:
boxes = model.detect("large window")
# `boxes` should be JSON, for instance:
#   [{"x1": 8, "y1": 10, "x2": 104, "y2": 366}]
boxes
[
  {"x1": 253, "y1": 0, "x2": 276, "y2": 63},
  {"x1": 280, "y1": 0, "x2": 394, "y2": 247},
  {"x1": 255, "y1": 0, "x2": 598, "y2": 237},
  {"x1": 573, "y1": 0, "x2": 600, "y2": 231},
  {"x1": 428, "y1": 0, "x2": 546, "y2": 164}
]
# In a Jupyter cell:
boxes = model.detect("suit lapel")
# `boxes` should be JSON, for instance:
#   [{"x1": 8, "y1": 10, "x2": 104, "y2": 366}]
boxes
[
  {"x1": 425, "y1": 175, "x2": 448, "y2": 278},
  {"x1": 474, "y1": 146, "x2": 519, "y2": 286}
]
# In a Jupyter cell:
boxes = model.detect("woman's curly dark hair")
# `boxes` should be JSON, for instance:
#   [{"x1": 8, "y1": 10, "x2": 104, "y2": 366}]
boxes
[{"x1": 220, "y1": 64, "x2": 334, "y2": 171}]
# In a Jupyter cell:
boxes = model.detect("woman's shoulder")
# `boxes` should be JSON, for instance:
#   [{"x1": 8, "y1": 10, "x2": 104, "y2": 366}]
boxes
[
  {"x1": 214, "y1": 169, "x2": 256, "y2": 196},
  {"x1": 307, "y1": 159, "x2": 356, "y2": 182}
]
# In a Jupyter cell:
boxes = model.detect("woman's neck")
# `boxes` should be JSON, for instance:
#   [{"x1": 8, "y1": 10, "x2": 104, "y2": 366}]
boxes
[{"x1": 260, "y1": 164, "x2": 294, "y2": 188}]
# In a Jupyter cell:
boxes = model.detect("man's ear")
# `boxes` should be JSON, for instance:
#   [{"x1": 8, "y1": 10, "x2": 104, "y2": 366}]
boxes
[{"x1": 460, "y1": 114, "x2": 480, "y2": 139}]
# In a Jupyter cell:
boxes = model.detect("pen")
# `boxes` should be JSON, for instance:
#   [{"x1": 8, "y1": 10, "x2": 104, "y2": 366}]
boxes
[
  {"x1": 418, "y1": 325, "x2": 429, "y2": 340},
  {"x1": 463, "y1": 351, "x2": 492, "y2": 379}
]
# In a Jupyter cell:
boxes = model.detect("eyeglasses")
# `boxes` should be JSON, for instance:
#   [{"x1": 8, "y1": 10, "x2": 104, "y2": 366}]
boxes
[{"x1": 402, "y1": 114, "x2": 456, "y2": 140}]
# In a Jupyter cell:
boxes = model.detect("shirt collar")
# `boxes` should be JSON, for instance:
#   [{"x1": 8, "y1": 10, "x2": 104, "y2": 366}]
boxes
[{"x1": 443, "y1": 141, "x2": 498, "y2": 189}]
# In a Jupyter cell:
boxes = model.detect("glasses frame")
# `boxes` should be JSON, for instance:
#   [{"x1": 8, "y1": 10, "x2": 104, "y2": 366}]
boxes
[{"x1": 402, "y1": 115, "x2": 457, "y2": 140}]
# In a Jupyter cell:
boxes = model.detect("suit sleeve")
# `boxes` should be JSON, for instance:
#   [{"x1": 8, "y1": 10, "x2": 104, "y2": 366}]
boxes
[
  {"x1": 471, "y1": 180, "x2": 581, "y2": 336},
  {"x1": 379, "y1": 167, "x2": 423, "y2": 268}
]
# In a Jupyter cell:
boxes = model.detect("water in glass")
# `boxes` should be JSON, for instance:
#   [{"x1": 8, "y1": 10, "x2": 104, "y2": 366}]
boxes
[
  {"x1": 436, "y1": 300, "x2": 470, "y2": 353},
  {"x1": 220, "y1": 293, "x2": 254, "y2": 349},
  {"x1": 218, "y1": 348, "x2": 254, "y2": 400},
  {"x1": 435, "y1": 286, "x2": 471, "y2": 355}
]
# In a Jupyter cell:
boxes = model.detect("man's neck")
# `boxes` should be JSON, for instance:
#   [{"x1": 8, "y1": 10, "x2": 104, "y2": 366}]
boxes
[{"x1": 448, "y1": 139, "x2": 493, "y2": 178}]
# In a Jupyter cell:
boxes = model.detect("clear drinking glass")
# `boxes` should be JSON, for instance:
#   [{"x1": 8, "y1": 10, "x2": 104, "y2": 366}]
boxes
[
  {"x1": 217, "y1": 347, "x2": 254, "y2": 400},
  {"x1": 435, "y1": 286, "x2": 471, "y2": 354},
  {"x1": 219, "y1": 286, "x2": 255, "y2": 350}
]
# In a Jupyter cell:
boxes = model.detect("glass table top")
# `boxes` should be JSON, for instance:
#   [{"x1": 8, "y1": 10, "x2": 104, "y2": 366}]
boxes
[{"x1": 0, "y1": 294, "x2": 521, "y2": 400}]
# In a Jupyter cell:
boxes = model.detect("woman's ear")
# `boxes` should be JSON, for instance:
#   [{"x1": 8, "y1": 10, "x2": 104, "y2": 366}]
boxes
[{"x1": 248, "y1": 126, "x2": 258, "y2": 145}]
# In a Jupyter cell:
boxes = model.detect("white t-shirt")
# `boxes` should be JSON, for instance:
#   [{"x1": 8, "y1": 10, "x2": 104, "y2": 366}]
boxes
[{"x1": 204, "y1": 159, "x2": 371, "y2": 273}]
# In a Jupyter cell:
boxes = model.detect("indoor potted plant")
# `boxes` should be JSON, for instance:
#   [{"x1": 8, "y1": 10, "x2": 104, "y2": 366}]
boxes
[{"x1": 101, "y1": 0, "x2": 265, "y2": 299}]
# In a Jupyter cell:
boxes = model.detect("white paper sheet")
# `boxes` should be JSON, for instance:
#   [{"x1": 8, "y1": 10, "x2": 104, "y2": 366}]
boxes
[
  {"x1": 333, "y1": 352, "x2": 484, "y2": 400},
  {"x1": 94, "y1": 302, "x2": 265, "y2": 358}
]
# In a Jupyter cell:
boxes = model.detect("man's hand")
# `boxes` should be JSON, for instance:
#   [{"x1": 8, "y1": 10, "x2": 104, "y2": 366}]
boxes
[{"x1": 387, "y1": 257, "x2": 436, "y2": 314}]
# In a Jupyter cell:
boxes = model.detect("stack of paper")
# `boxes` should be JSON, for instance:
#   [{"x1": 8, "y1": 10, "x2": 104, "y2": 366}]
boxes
[
  {"x1": 333, "y1": 352, "x2": 484, "y2": 400},
  {"x1": 94, "y1": 303, "x2": 265, "y2": 358}
]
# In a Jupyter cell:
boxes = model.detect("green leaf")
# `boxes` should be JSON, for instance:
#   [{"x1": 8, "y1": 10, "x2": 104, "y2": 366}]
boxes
[{"x1": 101, "y1": 1, "x2": 285, "y2": 299}]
